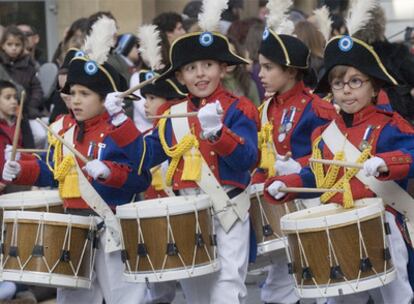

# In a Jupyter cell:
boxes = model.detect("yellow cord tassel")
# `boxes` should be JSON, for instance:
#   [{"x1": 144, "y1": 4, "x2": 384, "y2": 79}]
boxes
[
  {"x1": 151, "y1": 166, "x2": 164, "y2": 191},
  {"x1": 258, "y1": 122, "x2": 276, "y2": 177},
  {"x1": 158, "y1": 112, "x2": 201, "y2": 186},
  {"x1": 46, "y1": 131, "x2": 81, "y2": 199},
  {"x1": 311, "y1": 136, "x2": 371, "y2": 208},
  {"x1": 54, "y1": 155, "x2": 81, "y2": 198}
]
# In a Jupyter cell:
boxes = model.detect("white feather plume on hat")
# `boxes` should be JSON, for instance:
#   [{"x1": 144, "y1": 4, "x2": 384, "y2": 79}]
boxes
[
  {"x1": 346, "y1": 0, "x2": 378, "y2": 36},
  {"x1": 198, "y1": 0, "x2": 228, "y2": 32},
  {"x1": 313, "y1": 5, "x2": 333, "y2": 42},
  {"x1": 265, "y1": 0, "x2": 294, "y2": 35},
  {"x1": 137, "y1": 24, "x2": 164, "y2": 71},
  {"x1": 83, "y1": 16, "x2": 117, "y2": 65}
]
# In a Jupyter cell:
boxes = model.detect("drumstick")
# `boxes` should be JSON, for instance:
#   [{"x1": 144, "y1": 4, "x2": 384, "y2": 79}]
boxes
[
  {"x1": 36, "y1": 118, "x2": 89, "y2": 164},
  {"x1": 16, "y1": 148, "x2": 47, "y2": 153},
  {"x1": 10, "y1": 91, "x2": 26, "y2": 161},
  {"x1": 118, "y1": 75, "x2": 160, "y2": 98},
  {"x1": 279, "y1": 187, "x2": 344, "y2": 193},
  {"x1": 309, "y1": 158, "x2": 388, "y2": 172},
  {"x1": 147, "y1": 108, "x2": 224, "y2": 120}
]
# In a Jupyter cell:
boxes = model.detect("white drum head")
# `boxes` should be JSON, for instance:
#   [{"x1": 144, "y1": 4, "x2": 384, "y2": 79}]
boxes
[
  {"x1": 281, "y1": 198, "x2": 384, "y2": 232},
  {"x1": 116, "y1": 194, "x2": 212, "y2": 219},
  {"x1": 0, "y1": 190, "x2": 62, "y2": 209},
  {"x1": 3, "y1": 210, "x2": 96, "y2": 228}
]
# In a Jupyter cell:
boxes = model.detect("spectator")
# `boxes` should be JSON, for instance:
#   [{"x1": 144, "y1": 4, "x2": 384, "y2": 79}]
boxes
[
  {"x1": 294, "y1": 20, "x2": 325, "y2": 87},
  {"x1": 222, "y1": 36, "x2": 260, "y2": 106},
  {"x1": 258, "y1": 0, "x2": 268, "y2": 21},
  {"x1": 244, "y1": 20, "x2": 266, "y2": 101},
  {"x1": 182, "y1": 0, "x2": 202, "y2": 32},
  {"x1": 115, "y1": 33, "x2": 142, "y2": 75},
  {"x1": 153, "y1": 12, "x2": 186, "y2": 66},
  {"x1": 0, "y1": 25, "x2": 4, "y2": 41},
  {"x1": 52, "y1": 17, "x2": 88, "y2": 66},
  {"x1": 330, "y1": 14, "x2": 347, "y2": 38},
  {"x1": 227, "y1": 18, "x2": 262, "y2": 46},
  {"x1": 17, "y1": 24, "x2": 42, "y2": 68},
  {"x1": 220, "y1": 0, "x2": 244, "y2": 34},
  {"x1": 0, "y1": 26, "x2": 44, "y2": 121}
]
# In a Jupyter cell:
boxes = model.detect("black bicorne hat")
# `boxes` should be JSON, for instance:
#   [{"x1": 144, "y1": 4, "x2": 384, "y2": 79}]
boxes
[
  {"x1": 61, "y1": 52, "x2": 128, "y2": 97},
  {"x1": 158, "y1": 31, "x2": 249, "y2": 81},
  {"x1": 314, "y1": 35, "x2": 398, "y2": 94},
  {"x1": 139, "y1": 69, "x2": 187, "y2": 100},
  {"x1": 259, "y1": 28, "x2": 310, "y2": 69}
]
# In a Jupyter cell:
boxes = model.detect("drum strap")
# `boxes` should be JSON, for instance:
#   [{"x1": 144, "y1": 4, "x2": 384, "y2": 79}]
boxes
[
  {"x1": 321, "y1": 120, "x2": 414, "y2": 240},
  {"x1": 63, "y1": 126, "x2": 121, "y2": 253},
  {"x1": 169, "y1": 101, "x2": 250, "y2": 233}
]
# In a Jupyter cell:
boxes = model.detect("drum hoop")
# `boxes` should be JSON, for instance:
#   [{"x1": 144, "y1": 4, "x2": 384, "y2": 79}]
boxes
[
  {"x1": 250, "y1": 183, "x2": 264, "y2": 195},
  {"x1": 3, "y1": 210, "x2": 96, "y2": 228},
  {"x1": 281, "y1": 198, "x2": 384, "y2": 231},
  {"x1": 0, "y1": 190, "x2": 62, "y2": 207},
  {"x1": 116, "y1": 194, "x2": 212, "y2": 219}
]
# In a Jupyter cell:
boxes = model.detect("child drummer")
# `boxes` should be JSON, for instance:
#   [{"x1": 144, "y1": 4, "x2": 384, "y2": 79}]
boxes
[
  {"x1": 2, "y1": 17, "x2": 151, "y2": 304},
  {"x1": 105, "y1": 1, "x2": 259, "y2": 302},
  {"x1": 264, "y1": 32, "x2": 414, "y2": 303},
  {"x1": 252, "y1": 2, "x2": 337, "y2": 303}
]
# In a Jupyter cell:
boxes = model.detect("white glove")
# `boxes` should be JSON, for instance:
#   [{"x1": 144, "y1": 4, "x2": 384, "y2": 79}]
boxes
[
  {"x1": 362, "y1": 157, "x2": 387, "y2": 177},
  {"x1": 198, "y1": 100, "x2": 223, "y2": 138},
  {"x1": 83, "y1": 159, "x2": 111, "y2": 180},
  {"x1": 3, "y1": 160, "x2": 21, "y2": 181},
  {"x1": 4, "y1": 144, "x2": 20, "y2": 161},
  {"x1": 111, "y1": 113, "x2": 128, "y2": 127},
  {"x1": 104, "y1": 92, "x2": 124, "y2": 116},
  {"x1": 267, "y1": 180, "x2": 287, "y2": 200},
  {"x1": 275, "y1": 155, "x2": 301, "y2": 175}
]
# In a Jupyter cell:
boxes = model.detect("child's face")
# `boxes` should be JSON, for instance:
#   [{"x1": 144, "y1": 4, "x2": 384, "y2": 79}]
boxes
[
  {"x1": 144, "y1": 94, "x2": 167, "y2": 119},
  {"x1": 69, "y1": 84, "x2": 104, "y2": 121},
  {"x1": 1, "y1": 35, "x2": 24, "y2": 60},
  {"x1": 0, "y1": 87, "x2": 18, "y2": 118},
  {"x1": 331, "y1": 67, "x2": 376, "y2": 114},
  {"x1": 258, "y1": 54, "x2": 295, "y2": 94},
  {"x1": 176, "y1": 60, "x2": 226, "y2": 98}
]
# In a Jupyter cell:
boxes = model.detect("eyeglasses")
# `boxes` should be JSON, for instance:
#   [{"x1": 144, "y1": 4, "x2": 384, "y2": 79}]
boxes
[{"x1": 331, "y1": 77, "x2": 370, "y2": 90}]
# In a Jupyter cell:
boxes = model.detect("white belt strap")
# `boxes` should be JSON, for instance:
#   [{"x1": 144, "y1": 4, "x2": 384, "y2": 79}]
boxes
[
  {"x1": 63, "y1": 126, "x2": 121, "y2": 252},
  {"x1": 169, "y1": 101, "x2": 250, "y2": 232},
  {"x1": 322, "y1": 121, "x2": 414, "y2": 239}
]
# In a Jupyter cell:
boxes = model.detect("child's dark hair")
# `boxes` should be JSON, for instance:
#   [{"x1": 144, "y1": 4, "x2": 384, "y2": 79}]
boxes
[
  {"x1": 281, "y1": 65, "x2": 304, "y2": 82},
  {"x1": 0, "y1": 25, "x2": 26, "y2": 50},
  {"x1": 0, "y1": 80, "x2": 17, "y2": 95}
]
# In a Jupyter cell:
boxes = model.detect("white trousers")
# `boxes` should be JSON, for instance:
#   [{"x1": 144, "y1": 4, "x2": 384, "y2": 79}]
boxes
[
  {"x1": 260, "y1": 254, "x2": 300, "y2": 304},
  {"x1": 57, "y1": 229, "x2": 148, "y2": 304},
  {"x1": 175, "y1": 215, "x2": 249, "y2": 304},
  {"x1": 327, "y1": 211, "x2": 414, "y2": 304},
  {"x1": 145, "y1": 280, "x2": 176, "y2": 303}
]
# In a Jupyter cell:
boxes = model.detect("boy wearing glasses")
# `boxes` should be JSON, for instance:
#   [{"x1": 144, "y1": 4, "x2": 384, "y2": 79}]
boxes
[{"x1": 265, "y1": 35, "x2": 414, "y2": 303}]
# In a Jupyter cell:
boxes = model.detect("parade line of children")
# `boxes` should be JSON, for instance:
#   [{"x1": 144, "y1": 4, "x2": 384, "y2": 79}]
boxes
[{"x1": 1, "y1": 0, "x2": 414, "y2": 303}]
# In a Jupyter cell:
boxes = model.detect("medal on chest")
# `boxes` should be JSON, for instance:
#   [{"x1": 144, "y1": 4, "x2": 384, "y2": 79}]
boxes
[
  {"x1": 359, "y1": 125, "x2": 376, "y2": 150},
  {"x1": 278, "y1": 106, "x2": 296, "y2": 142}
]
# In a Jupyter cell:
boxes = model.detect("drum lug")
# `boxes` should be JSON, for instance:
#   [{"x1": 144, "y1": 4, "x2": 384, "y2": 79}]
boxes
[
  {"x1": 60, "y1": 249, "x2": 71, "y2": 262},
  {"x1": 384, "y1": 222, "x2": 391, "y2": 235},
  {"x1": 9, "y1": 246, "x2": 18, "y2": 257},
  {"x1": 329, "y1": 265, "x2": 344, "y2": 280},
  {"x1": 301, "y1": 266, "x2": 313, "y2": 280},
  {"x1": 210, "y1": 234, "x2": 217, "y2": 246},
  {"x1": 262, "y1": 224, "x2": 273, "y2": 237},
  {"x1": 359, "y1": 257, "x2": 373, "y2": 272},
  {"x1": 195, "y1": 233, "x2": 205, "y2": 248},
  {"x1": 166, "y1": 243, "x2": 179, "y2": 256},
  {"x1": 287, "y1": 262, "x2": 294, "y2": 274},
  {"x1": 137, "y1": 243, "x2": 148, "y2": 257},
  {"x1": 120, "y1": 249, "x2": 129, "y2": 263},
  {"x1": 32, "y1": 245, "x2": 44, "y2": 257},
  {"x1": 384, "y1": 247, "x2": 391, "y2": 261}
]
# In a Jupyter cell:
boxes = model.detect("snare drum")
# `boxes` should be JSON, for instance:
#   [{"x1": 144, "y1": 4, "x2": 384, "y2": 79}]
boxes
[
  {"x1": 0, "y1": 211, "x2": 97, "y2": 288},
  {"x1": 0, "y1": 190, "x2": 64, "y2": 217},
  {"x1": 281, "y1": 198, "x2": 396, "y2": 298},
  {"x1": 116, "y1": 195, "x2": 220, "y2": 282},
  {"x1": 249, "y1": 183, "x2": 296, "y2": 268}
]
